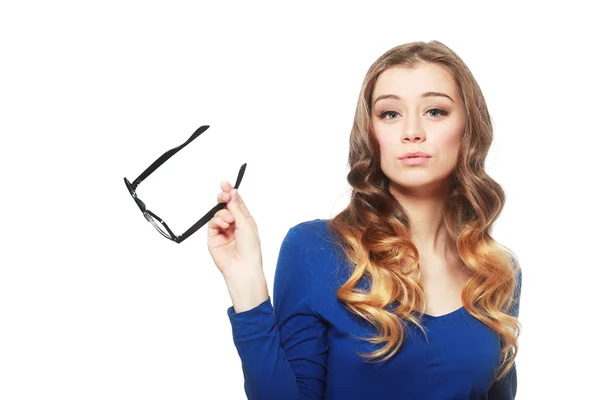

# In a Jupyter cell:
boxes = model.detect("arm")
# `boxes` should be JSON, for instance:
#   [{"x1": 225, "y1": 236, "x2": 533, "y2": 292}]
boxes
[
  {"x1": 488, "y1": 259, "x2": 522, "y2": 399},
  {"x1": 227, "y1": 224, "x2": 329, "y2": 400}
]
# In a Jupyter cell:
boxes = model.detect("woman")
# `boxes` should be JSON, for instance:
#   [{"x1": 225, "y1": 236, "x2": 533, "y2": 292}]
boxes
[{"x1": 208, "y1": 40, "x2": 522, "y2": 399}]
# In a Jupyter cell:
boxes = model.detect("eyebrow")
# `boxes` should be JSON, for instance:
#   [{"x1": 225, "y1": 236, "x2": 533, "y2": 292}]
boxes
[{"x1": 373, "y1": 91, "x2": 455, "y2": 106}]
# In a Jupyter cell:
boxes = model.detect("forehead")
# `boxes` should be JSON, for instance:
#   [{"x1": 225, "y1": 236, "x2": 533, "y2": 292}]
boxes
[{"x1": 372, "y1": 63, "x2": 458, "y2": 102}]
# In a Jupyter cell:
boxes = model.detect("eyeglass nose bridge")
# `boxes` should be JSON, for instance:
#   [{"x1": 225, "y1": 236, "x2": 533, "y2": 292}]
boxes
[
  {"x1": 125, "y1": 177, "x2": 147, "y2": 212},
  {"x1": 135, "y1": 196, "x2": 146, "y2": 212},
  {"x1": 124, "y1": 125, "x2": 247, "y2": 243}
]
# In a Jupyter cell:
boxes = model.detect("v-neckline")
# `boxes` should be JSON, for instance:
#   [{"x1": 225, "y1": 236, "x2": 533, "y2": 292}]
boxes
[{"x1": 420, "y1": 305, "x2": 466, "y2": 320}]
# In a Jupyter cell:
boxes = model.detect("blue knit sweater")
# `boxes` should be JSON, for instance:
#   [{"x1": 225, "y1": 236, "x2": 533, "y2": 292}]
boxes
[{"x1": 227, "y1": 219, "x2": 521, "y2": 399}]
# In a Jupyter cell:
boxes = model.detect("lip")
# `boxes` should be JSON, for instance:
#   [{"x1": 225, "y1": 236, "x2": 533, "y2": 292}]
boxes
[
  {"x1": 401, "y1": 157, "x2": 430, "y2": 166},
  {"x1": 400, "y1": 151, "x2": 431, "y2": 159}
]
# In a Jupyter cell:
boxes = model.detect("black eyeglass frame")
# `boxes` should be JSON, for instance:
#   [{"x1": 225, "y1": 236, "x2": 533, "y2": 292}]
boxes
[{"x1": 124, "y1": 125, "x2": 246, "y2": 244}]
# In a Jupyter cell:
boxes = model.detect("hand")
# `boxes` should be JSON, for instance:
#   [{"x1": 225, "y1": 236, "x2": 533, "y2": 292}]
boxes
[{"x1": 207, "y1": 181, "x2": 263, "y2": 282}]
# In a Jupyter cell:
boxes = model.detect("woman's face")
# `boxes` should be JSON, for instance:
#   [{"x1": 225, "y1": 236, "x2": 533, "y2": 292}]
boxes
[{"x1": 371, "y1": 63, "x2": 466, "y2": 195}]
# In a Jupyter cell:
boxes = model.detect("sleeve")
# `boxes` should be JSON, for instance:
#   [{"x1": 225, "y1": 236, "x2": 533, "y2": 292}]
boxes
[
  {"x1": 226, "y1": 224, "x2": 329, "y2": 400},
  {"x1": 488, "y1": 259, "x2": 522, "y2": 399}
]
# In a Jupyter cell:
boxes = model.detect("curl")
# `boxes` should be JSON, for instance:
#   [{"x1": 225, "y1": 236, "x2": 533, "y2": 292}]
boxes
[{"x1": 327, "y1": 40, "x2": 521, "y2": 381}]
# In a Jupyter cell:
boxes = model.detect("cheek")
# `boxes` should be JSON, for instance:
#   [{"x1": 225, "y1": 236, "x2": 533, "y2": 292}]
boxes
[
  {"x1": 374, "y1": 133, "x2": 394, "y2": 155},
  {"x1": 442, "y1": 136, "x2": 461, "y2": 156},
  {"x1": 436, "y1": 135, "x2": 462, "y2": 166}
]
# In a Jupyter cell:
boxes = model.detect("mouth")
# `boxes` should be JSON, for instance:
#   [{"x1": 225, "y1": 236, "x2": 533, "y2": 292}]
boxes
[
  {"x1": 399, "y1": 152, "x2": 432, "y2": 160},
  {"x1": 400, "y1": 156, "x2": 431, "y2": 165}
]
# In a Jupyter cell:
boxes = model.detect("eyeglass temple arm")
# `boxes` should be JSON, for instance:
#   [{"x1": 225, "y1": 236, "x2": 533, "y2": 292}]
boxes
[
  {"x1": 130, "y1": 125, "x2": 210, "y2": 190},
  {"x1": 175, "y1": 162, "x2": 247, "y2": 243}
]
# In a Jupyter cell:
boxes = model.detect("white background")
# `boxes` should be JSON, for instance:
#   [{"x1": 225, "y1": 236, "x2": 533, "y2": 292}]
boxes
[{"x1": 1, "y1": 1, "x2": 598, "y2": 399}]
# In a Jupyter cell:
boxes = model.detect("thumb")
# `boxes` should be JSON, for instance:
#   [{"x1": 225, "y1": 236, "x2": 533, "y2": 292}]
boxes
[{"x1": 227, "y1": 189, "x2": 254, "y2": 228}]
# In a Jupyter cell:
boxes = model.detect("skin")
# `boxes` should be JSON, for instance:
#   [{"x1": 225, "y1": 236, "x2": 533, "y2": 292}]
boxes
[
  {"x1": 370, "y1": 62, "x2": 466, "y2": 258},
  {"x1": 213, "y1": 181, "x2": 235, "y2": 228},
  {"x1": 370, "y1": 63, "x2": 471, "y2": 315},
  {"x1": 216, "y1": 63, "x2": 467, "y2": 258},
  {"x1": 212, "y1": 62, "x2": 470, "y2": 316}
]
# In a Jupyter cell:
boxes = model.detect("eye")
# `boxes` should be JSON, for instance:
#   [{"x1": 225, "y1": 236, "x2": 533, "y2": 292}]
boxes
[
  {"x1": 426, "y1": 108, "x2": 449, "y2": 118},
  {"x1": 379, "y1": 110, "x2": 400, "y2": 120},
  {"x1": 377, "y1": 108, "x2": 449, "y2": 120}
]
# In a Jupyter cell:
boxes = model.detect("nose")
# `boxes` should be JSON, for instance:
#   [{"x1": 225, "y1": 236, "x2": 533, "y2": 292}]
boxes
[{"x1": 401, "y1": 116, "x2": 425, "y2": 142}]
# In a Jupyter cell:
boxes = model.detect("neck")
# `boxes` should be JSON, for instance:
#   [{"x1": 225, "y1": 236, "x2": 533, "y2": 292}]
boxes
[{"x1": 389, "y1": 178, "x2": 452, "y2": 256}]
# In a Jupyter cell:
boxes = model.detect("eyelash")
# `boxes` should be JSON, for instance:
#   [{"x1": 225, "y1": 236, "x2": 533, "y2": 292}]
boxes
[{"x1": 378, "y1": 108, "x2": 449, "y2": 120}]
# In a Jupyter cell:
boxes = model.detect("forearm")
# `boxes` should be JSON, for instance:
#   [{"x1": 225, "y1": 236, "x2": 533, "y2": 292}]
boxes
[{"x1": 225, "y1": 271, "x2": 269, "y2": 313}]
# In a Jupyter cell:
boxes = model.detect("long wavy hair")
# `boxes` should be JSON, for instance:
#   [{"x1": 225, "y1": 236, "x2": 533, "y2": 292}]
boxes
[{"x1": 326, "y1": 40, "x2": 521, "y2": 382}]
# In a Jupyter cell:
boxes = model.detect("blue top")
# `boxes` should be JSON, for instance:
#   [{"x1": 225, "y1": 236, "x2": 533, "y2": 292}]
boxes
[{"x1": 227, "y1": 219, "x2": 521, "y2": 400}]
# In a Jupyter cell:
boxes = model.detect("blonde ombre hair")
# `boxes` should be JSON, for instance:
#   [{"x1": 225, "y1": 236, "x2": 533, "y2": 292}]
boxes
[{"x1": 326, "y1": 40, "x2": 521, "y2": 382}]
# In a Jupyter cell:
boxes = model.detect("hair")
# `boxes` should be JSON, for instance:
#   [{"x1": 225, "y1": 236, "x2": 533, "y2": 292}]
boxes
[{"x1": 325, "y1": 40, "x2": 521, "y2": 382}]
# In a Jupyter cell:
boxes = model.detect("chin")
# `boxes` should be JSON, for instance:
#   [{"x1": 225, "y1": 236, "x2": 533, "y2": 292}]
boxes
[{"x1": 389, "y1": 176, "x2": 447, "y2": 191}]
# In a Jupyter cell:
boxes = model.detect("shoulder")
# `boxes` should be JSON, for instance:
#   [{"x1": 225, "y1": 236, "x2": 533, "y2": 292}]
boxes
[
  {"x1": 285, "y1": 218, "x2": 333, "y2": 247},
  {"x1": 273, "y1": 219, "x2": 334, "y2": 305},
  {"x1": 508, "y1": 253, "x2": 522, "y2": 289},
  {"x1": 505, "y1": 252, "x2": 522, "y2": 318},
  {"x1": 289, "y1": 218, "x2": 329, "y2": 233},
  {"x1": 278, "y1": 218, "x2": 339, "y2": 279},
  {"x1": 276, "y1": 219, "x2": 333, "y2": 260}
]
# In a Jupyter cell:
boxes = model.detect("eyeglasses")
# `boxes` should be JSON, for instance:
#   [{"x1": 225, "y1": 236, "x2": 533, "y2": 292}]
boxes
[{"x1": 124, "y1": 125, "x2": 246, "y2": 243}]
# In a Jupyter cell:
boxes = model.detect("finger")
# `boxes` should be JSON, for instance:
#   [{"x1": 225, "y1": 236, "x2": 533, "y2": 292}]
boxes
[
  {"x1": 208, "y1": 215, "x2": 222, "y2": 231},
  {"x1": 228, "y1": 189, "x2": 252, "y2": 220},
  {"x1": 207, "y1": 216, "x2": 221, "y2": 238},
  {"x1": 226, "y1": 189, "x2": 255, "y2": 231},
  {"x1": 216, "y1": 216, "x2": 230, "y2": 229},
  {"x1": 218, "y1": 189, "x2": 241, "y2": 214},
  {"x1": 215, "y1": 208, "x2": 233, "y2": 223},
  {"x1": 217, "y1": 191, "x2": 231, "y2": 203},
  {"x1": 220, "y1": 180, "x2": 233, "y2": 192},
  {"x1": 210, "y1": 215, "x2": 230, "y2": 230}
]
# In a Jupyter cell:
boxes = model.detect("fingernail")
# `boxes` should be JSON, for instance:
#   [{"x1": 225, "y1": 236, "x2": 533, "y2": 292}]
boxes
[{"x1": 231, "y1": 189, "x2": 238, "y2": 201}]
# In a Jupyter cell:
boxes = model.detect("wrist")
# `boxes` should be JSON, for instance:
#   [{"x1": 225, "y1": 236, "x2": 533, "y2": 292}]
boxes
[{"x1": 224, "y1": 273, "x2": 269, "y2": 313}]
